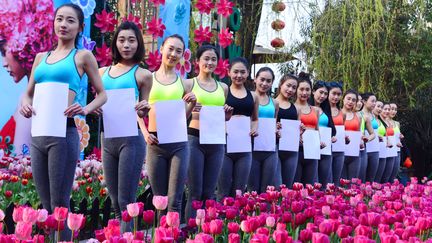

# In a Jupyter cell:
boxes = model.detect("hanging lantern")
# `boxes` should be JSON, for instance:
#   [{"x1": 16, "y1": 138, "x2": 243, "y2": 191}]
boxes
[
  {"x1": 271, "y1": 19, "x2": 285, "y2": 31},
  {"x1": 272, "y1": 1, "x2": 286, "y2": 13},
  {"x1": 271, "y1": 38, "x2": 285, "y2": 48}
]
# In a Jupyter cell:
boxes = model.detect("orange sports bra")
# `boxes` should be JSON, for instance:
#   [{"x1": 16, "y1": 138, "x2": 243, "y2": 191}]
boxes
[
  {"x1": 300, "y1": 108, "x2": 318, "y2": 129},
  {"x1": 344, "y1": 113, "x2": 360, "y2": 131},
  {"x1": 386, "y1": 127, "x2": 394, "y2": 136},
  {"x1": 332, "y1": 111, "x2": 344, "y2": 126}
]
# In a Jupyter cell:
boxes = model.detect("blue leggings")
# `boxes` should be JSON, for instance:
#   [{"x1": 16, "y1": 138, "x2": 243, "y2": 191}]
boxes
[
  {"x1": 366, "y1": 152, "x2": 379, "y2": 182},
  {"x1": 248, "y1": 151, "x2": 278, "y2": 193},
  {"x1": 318, "y1": 154, "x2": 332, "y2": 187},
  {"x1": 331, "y1": 152, "x2": 345, "y2": 185},
  {"x1": 276, "y1": 151, "x2": 299, "y2": 188}
]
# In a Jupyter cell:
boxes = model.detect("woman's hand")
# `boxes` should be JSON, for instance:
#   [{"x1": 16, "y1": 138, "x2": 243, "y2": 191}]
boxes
[
  {"x1": 345, "y1": 135, "x2": 350, "y2": 144},
  {"x1": 320, "y1": 142, "x2": 326, "y2": 149},
  {"x1": 145, "y1": 133, "x2": 159, "y2": 145},
  {"x1": 183, "y1": 92, "x2": 197, "y2": 105},
  {"x1": 331, "y1": 136, "x2": 337, "y2": 143},
  {"x1": 224, "y1": 104, "x2": 234, "y2": 121},
  {"x1": 92, "y1": 107, "x2": 103, "y2": 116},
  {"x1": 20, "y1": 99, "x2": 36, "y2": 118},
  {"x1": 64, "y1": 103, "x2": 88, "y2": 117},
  {"x1": 135, "y1": 100, "x2": 151, "y2": 118}
]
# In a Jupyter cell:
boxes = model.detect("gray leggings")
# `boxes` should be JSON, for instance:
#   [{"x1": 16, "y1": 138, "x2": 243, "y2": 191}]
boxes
[
  {"x1": 31, "y1": 127, "x2": 79, "y2": 241},
  {"x1": 295, "y1": 150, "x2": 318, "y2": 185},
  {"x1": 248, "y1": 151, "x2": 278, "y2": 193},
  {"x1": 102, "y1": 131, "x2": 145, "y2": 232},
  {"x1": 381, "y1": 157, "x2": 395, "y2": 183},
  {"x1": 342, "y1": 156, "x2": 360, "y2": 180},
  {"x1": 146, "y1": 141, "x2": 190, "y2": 213},
  {"x1": 358, "y1": 150, "x2": 368, "y2": 182},
  {"x1": 276, "y1": 151, "x2": 299, "y2": 188},
  {"x1": 318, "y1": 154, "x2": 332, "y2": 187},
  {"x1": 366, "y1": 152, "x2": 379, "y2": 182},
  {"x1": 217, "y1": 152, "x2": 252, "y2": 200},
  {"x1": 375, "y1": 158, "x2": 387, "y2": 182},
  {"x1": 332, "y1": 152, "x2": 345, "y2": 185},
  {"x1": 185, "y1": 135, "x2": 224, "y2": 221},
  {"x1": 390, "y1": 152, "x2": 400, "y2": 181}
]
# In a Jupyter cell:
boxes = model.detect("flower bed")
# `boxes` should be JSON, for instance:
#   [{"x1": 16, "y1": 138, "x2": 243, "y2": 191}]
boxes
[{"x1": 1, "y1": 155, "x2": 432, "y2": 242}]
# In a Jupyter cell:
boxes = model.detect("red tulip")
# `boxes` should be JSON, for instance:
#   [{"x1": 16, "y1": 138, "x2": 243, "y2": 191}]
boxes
[
  {"x1": 291, "y1": 201, "x2": 303, "y2": 213},
  {"x1": 292, "y1": 182, "x2": 303, "y2": 191},
  {"x1": 225, "y1": 207, "x2": 237, "y2": 220},
  {"x1": 32, "y1": 234, "x2": 44, "y2": 243},
  {"x1": 143, "y1": 210, "x2": 155, "y2": 225},
  {"x1": 192, "y1": 200, "x2": 203, "y2": 210},
  {"x1": 188, "y1": 218, "x2": 197, "y2": 228},
  {"x1": 337, "y1": 225, "x2": 352, "y2": 238},
  {"x1": 228, "y1": 222, "x2": 240, "y2": 233},
  {"x1": 122, "y1": 210, "x2": 132, "y2": 222},
  {"x1": 281, "y1": 212, "x2": 292, "y2": 223},
  {"x1": 53, "y1": 207, "x2": 68, "y2": 222},
  {"x1": 228, "y1": 233, "x2": 240, "y2": 243},
  {"x1": 312, "y1": 232, "x2": 330, "y2": 243},
  {"x1": 154, "y1": 227, "x2": 174, "y2": 243},
  {"x1": 294, "y1": 212, "x2": 307, "y2": 227}
]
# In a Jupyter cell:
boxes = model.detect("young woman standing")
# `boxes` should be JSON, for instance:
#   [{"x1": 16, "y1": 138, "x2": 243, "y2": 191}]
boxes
[
  {"x1": 328, "y1": 82, "x2": 345, "y2": 185},
  {"x1": 185, "y1": 45, "x2": 232, "y2": 220},
  {"x1": 144, "y1": 34, "x2": 196, "y2": 214},
  {"x1": 373, "y1": 100, "x2": 387, "y2": 182},
  {"x1": 389, "y1": 102, "x2": 403, "y2": 181},
  {"x1": 97, "y1": 22, "x2": 152, "y2": 231},
  {"x1": 274, "y1": 75, "x2": 299, "y2": 188},
  {"x1": 217, "y1": 57, "x2": 259, "y2": 199},
  {"x1": 294, "y1": 73, "x2": 322, "y2": 185},
  {"x1": 248, "y1": 67, "x2": 278, "y2": 193},
  {"x1": 361, "y1": 93, "x2": 380, "y2": 182},
  {"x1": 20, "y1": 4, "x2": 107, "y2": 240},
  {"x1": 379, "y1": 103, "x2": 396, "y2": 183},
  {"x1": 310, "y1": 81, "x2": 336, "y2": 187}
]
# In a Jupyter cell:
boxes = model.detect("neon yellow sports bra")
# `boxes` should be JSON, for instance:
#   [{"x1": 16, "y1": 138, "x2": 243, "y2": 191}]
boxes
[
  {"x1": 192, "y1": 78, "x2": 225, "y2": 106},
  {"x1": 148, "y1": 73, "x2": 184, "y2": 104}
]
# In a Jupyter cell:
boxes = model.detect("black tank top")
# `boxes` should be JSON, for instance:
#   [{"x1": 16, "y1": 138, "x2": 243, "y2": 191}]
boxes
[
  {"x1": 277, "y1": 103, "x2": 297, "y2": 121},
  {"x1": 226, "y1": 88, "x2": 254, "y2": 117}
]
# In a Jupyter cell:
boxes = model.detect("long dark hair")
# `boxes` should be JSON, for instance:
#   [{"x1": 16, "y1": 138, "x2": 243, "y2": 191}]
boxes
[
  {"x1": 54, "y1": 3, "x2": 84, "y2": 48},
  {"x1": 111, "y1": 21, "x2": 145, "y2": 64},
  {"x1": 309, "y1": 80, "x2": 336, "y2": 136},
  {"x1": 378, "y1": 102, "x2": 390, "y2": 129}
]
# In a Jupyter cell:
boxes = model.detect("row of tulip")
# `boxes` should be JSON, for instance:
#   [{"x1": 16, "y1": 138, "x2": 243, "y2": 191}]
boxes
[{"x1": 2, "y1": 175, "x2": 432, "y2": 242}]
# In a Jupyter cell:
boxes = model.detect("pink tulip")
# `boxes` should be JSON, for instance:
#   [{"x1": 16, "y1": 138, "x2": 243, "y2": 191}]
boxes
[
  {"x1": 291, "y1": 201, "x2": 303, "y2": 213},
  {"x1": 202, "y1": 222, "x2": 211, "y2": 234},
  {"x1": 13, "y1": 206, "x2": 24, "y2": 222},
  {"x1": 282, "y1": 212, "x2": 292, "y2": 223},
  {"x1": 37, "y1": 209, "x2": 48, "y2": 222},
  {"x1": 196, "y1": 209, "x2": 206, "y2": 219},
  {"x1": 209, "y1": 219, "x2": 223, "y2": 235},
  {"x1": 127, "y1": 203, "x2": 140, "y2": 217},
  {"x1": 273, "y1": 229, "x2": 292, "y2": 243},
  {"x1": 54, "y1": 207, "x2": 68, "y2": 221},
  {"x1": 143, "y1": 210, "x2": 155, "y2": 224},
  {"x1": 312, "y1": 232, "x2": 330, "y2": 243},
  {"x1": 355, "y1": 225, "x2": 373, "y2": 238},
  {"x1": 95, "y1": 229, "x2": 106, "y2": 242},
  {"x1": 188, "y1": 218, "x2": 197, "y2": 228},
  {"x1": 250, "y1": 233, "x2": 270, "y2": 243},
  {"x1": 154, "y1": 227, "x2": 174, "y2": 243},
  {"x1": 67, "y1": 213, "x2": 84, "y2": 231},
  {"x1": 299, "y1": 229, "x2": 313, "y2": 242},
  {"x1": 256, "y1": 227, "x2": 270, "y2": 236},
  {"x1": 207, "y1": 207, "x2": 217, "y2": 220},
  {"x1": 325, "y1": 195, "x2": 335, "y2": 205},
  {"x1": 123, "y1": 232, "x2": 134, "y2": 242},
  {"x1": 380, "y1": 232, "x2": 399, "y2": 243},
  {"x1": 319, "y1": 220, "x2": 333, "y2": 235},
  {"x1": 337, "y1": 225, "x2": 352, "y2": 238},
  {"x1": 228, "y1": 222, "x2": 240, "y2": 233},
  {"x1": 292, "y1": 182, "x2": 303, "y2": 191},
  {"x1": 33, "y1": 234, "x2": 45, "y2": 243},
  {"x1": 166, "y1": 212, "x2": 180, "y2": 228},
  {"x1": 415, "y1": 217, "x2": 428, "y2": 231},
  {"x1": 0, "y1": 209, "x2": 5, "y2": 221},
  {"x1": 194, "y1": 233, "x2": 214, "y2": 243},
  {"x1": 228, "y1": 233, "x2": 240, "y2": 243},
  {"x1": 266, "y1": 216, "x2": 275, "y2": 228},
  {"x1": 353, "y1": 235, "x2": 374, "y2": 243},
  {"x1": 104, "y1": 219, "x2": 121, "y2": 239},
  {"x1": 322, "y1": 206, "x2": 331, "y2": 216},
  {"x1": 15, "y1": 221, "x2": 32, "y2": 240},
  {"x1": 192, "y1": 200, "x2": 203, "y2": 210},
  {"x1": 152, "y1": 195, "x2": 169, "y2": 210},
  {"x1": 22, "y1": 207, "x2": 39, "y2": 224}
]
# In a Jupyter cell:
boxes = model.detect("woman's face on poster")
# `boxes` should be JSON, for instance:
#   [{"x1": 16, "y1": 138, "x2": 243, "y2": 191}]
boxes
[{"x1": 2, "y1": 48, "x2": 26, "y2": 83}]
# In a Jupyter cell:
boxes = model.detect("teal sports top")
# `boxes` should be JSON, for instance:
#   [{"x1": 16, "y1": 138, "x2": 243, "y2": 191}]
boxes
[
  {"x1": 102, "y1": 64, "x2": 140, "y2": 99},
  {"x1": 318, "y1": 112, "x2": 329, "y2": 127},
  {"x1": 258, "y1": 97, "x2": 275, "y2": 118},
  {"x1": 34, "y1": 49, "x2": 81, "y2": 95}
]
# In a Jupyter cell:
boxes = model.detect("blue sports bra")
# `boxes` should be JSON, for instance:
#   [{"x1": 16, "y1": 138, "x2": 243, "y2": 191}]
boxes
[
  {"x1": 258, "y1": 97, "x2": 275, "y2": 118},
  {"x1": 102, "y1": 65, "x2": 140, "y2": 99},
  {"x1": 34, "y1": 49, "x2": 81, "y2": 95}
]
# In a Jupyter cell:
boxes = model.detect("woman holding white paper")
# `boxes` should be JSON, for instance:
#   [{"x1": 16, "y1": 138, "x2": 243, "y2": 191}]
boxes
[
  {"x1": 341, "y1": 90, "x2": 374, "y2": 180},
  {"x1": 310, "y1": 80, "x2": 337, "y2": 187},
  {"x1": 361, "y1": 93, "x2": 380, "y2": 182},
  {"x1": 144, "y1": 34, "x2": 197, "y2": 214},
  {"x1": 97, "y1": 21, "x2": 152, "y2": 232},
  {"x1": 374, "y1": 101, "x2": 388, "y2": 182},
  {"x1": 275, "y1": 74, "x2": 300, "y2": 188},
  {"x1": 389, "y1": 102, "x2": 403, "y2": 181},
  {"x1": 294, "y1": 73, "x2": 322, "y2": 185},
  {"x1": 185, "y1": 44, "x2": 233, "y2": 220},
  {"x1": 248, "y1": 67, "x2": 279, "y2": 193},
  {"x1": 217, "y1": 57, "x2": 259, "y2": 200},
  {"x1": 19, "y1": 4, "x2": 107, "y2": 240},
  {"x1": 328, "y1": 82, "x2": 345, "y2": 185},
  {"x1": 380, "y1": 103, "x2": 397, "y2": 183}
]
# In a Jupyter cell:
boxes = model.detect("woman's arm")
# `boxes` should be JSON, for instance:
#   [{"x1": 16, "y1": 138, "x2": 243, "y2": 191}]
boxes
[{"x1": 20, "y1": 52, "x2": 45, "y2": 118}]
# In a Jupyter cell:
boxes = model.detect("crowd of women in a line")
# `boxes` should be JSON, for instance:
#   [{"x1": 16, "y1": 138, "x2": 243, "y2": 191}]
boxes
[{"x1": 16, "y1": 3, "x2": 403, "y2": 239}]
